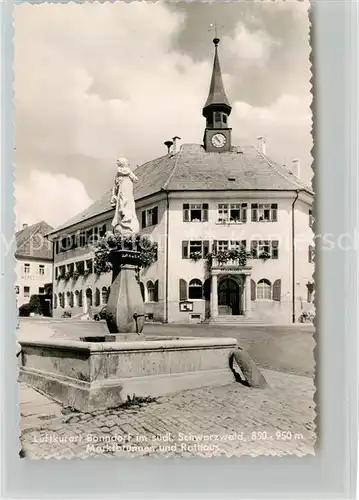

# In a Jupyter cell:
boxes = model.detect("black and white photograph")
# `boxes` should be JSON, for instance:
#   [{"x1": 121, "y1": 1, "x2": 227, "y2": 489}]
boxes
[{"x1": 14, "y1": 1, "x2": 316, "y2": 459}]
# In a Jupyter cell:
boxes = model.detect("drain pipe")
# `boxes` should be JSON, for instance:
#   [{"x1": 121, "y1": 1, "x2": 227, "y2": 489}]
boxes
[
  {"x1": 163, "y1": 189, "x2": 169, "y2": 323},
  {"x1": 292, "y1": 190, "x2": 300, "y2": 323}
]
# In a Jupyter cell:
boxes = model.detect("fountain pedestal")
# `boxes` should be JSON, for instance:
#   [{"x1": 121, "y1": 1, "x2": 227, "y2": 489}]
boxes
[{"x1": 106, "y1": 249, "x2": 145, "y2": 336}]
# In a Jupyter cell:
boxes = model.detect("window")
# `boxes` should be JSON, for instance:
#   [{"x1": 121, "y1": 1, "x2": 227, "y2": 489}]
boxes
[
  {"x1": 146, "y1": 281, "x2": 155, "y2": 302},
  {"x1": 307, "y1": 282, "x2": 314, "y2": 303},
  {"x1": 308, "y1": 245, "x2": 315, "y2": 263},
  {"x1": 309, "y1": 209, "x2": 314, "y2": 228},
  {"x1": 85, "y1": 288, "x2": 93, "y2": 307},
  {"x1": 218, "y1": 240, "x2": 229, "y2": 252},
  {"x1": 101, "y1": 286, "x2": 109, "y2": 305},
  {"x1": 183, "y1": 204, "x2": 209, "y2": 222},
  {"x1": 24, "y1": 263, "x2": 30, "y2": 274},
  {"x1": 66, "y1": 291, "x2": 74, "y2": 308},
  {"x1": 38, "y1": 287, "x2": 45, "y2": 294},
  {"x1": 95, "y1": 288, "x2": 101, "y2": 307},
  {"x1": 141, "y1": 206, "x2": 158, "y2": 228},
  {"x1": 99, "y1": 224, "x2": 107, "y2": 237},
  {"x1": 76, "y1": 261, "x2": 85, "y2": 274},
  {"x1": 54, "y1": 294, "x2": 58, "y2": 309},
  {"x1": 230, "y1": 240, "x2": 247, "y2": 251},
  {"x1": 188, "y1": 279, "x2": 203, "y2": 300},
  {"x1": 250, "y1": 240, "x2": 279, "y2": 259},
  {"x1": 85, "y1": 259, "x2": 93, "y2": 273},
  {"x1": 257, "y1": 279, "x2": 272, "y2": 300},
  {"x1": 251, "y1": 203, "x2": 278, "y2": 222},
  {"x1": 24, "y1": 286, "x2": 30, "y2": 297},
  {"x1": 217, "y1": 203, "x2": 247, "y2": 223},
  {"x1": 182, "y1": 240, "x2": 209, "y2": 259},
  {"x1": 39, "y1": 264, "x2": 45, "y2": 275},
  {"x1": 59, "y1": 293, "x2": 65, "y2": 308},
  {"x1": 75, "y1": 290, "x2": 83, "y2": 307}
]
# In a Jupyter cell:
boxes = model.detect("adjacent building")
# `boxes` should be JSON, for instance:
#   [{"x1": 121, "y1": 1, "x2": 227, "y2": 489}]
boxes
[
  {"x1": 15, "y1": 221, "x2": 54, "y2": 313},
  {"x1": 48, "y1": 37, "x2": 314, "y2": 324}
]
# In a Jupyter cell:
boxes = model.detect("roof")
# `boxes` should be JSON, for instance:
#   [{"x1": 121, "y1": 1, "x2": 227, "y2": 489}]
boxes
[
  {"x1": 15, "y1": 221, "x2": 53, "y2": 260},
  {"x1": 49, "y1": 143, "x2": 312, "y2": 235},
  {"x1": 203, "y1": 40, "x2": 231, "y2": 112}
]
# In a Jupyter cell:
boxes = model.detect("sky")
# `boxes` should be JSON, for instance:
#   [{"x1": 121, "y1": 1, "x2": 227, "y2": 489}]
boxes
[{"x1": 14, "y1": 1, "x2": 312, "y2": 229}]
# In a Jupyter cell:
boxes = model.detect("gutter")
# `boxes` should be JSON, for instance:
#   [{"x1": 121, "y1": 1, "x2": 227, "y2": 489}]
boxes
[
  {"x1": 292, "y1": 189, "x2": 301, "y2": 323},
  {"x1": 162, "y1": 189, "x2": 170, "y2": 323}
]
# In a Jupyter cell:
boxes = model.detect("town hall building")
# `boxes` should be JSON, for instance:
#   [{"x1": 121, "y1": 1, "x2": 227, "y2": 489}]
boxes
[{"x1": 48, "y1": 37, "x2": 314, "y2": 324}]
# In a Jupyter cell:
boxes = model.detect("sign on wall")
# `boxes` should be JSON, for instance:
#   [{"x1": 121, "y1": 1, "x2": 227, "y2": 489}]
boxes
[{"x1": 179, "y1": 301, "x2": 193, "y2": 312}]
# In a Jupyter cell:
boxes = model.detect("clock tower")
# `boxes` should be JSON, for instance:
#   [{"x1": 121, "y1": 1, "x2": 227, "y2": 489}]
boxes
[{"x1": 203, "y1": 37, "x2": 232, "y2": 153}]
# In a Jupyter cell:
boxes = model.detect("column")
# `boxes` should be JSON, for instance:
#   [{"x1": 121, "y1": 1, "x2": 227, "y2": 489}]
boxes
[
  {"x1": 244, "y1": 274, "x2": 252, "y2": 317},
  {"x1": 211, "y1": 274, "x2": 218, "y2": 319}
]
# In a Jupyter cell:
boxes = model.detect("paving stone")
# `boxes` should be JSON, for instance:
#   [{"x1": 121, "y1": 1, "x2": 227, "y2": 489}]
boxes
[{"x1": 20, "y1": 369, "x2": 316, "y2": 458}]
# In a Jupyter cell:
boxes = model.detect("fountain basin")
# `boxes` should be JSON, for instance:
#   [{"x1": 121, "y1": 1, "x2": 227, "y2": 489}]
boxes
[{"x1": 19, "y1": 336, "x2": 237, "y2": 412}]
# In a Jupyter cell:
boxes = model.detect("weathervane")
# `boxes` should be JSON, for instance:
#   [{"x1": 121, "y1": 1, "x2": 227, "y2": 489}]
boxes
[{"x1": 208, "y1": 21, "x2": 224, "y2": 44}]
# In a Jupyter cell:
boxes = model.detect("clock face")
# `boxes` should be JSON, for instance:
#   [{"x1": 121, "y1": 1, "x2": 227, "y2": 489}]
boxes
[{"x1": 211, "y1": 133, "x2": 227, "y2": 148}]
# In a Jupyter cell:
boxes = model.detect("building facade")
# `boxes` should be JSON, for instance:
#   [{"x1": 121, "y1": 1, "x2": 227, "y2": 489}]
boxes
[
  {"x1": 15, "y1": 221, "x2": 54, "y2": 310},
  {"x1": 49, "y1": 38, "x2": 314, "y2": 324}
]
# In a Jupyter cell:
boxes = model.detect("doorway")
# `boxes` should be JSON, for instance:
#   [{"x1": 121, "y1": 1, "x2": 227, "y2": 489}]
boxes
[{"x1": 218, "y1": 278, "x2": 242, "y2": 315}]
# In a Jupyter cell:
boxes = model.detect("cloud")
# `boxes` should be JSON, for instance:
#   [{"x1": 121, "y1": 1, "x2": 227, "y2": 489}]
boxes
[
  {"x1": 14, "y1": 2, "x2": 312, "y2": 229},
  {"x1": 15, "y1": 171, "x2": 93, "y2": 227}
]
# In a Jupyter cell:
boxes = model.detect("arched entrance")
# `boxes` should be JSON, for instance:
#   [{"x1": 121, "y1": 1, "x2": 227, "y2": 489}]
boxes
[{"x1": 218, "y1": 278, "x2": 242, "y2": 315}]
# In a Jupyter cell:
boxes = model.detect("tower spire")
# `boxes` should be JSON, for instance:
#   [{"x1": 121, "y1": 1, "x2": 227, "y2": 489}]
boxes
[
  {"x1": 202, "y1": 37, "x2": 231, "y2": 116},
  {"x1": 202, "y1": 35, "x2": 232, "y2": 153}
]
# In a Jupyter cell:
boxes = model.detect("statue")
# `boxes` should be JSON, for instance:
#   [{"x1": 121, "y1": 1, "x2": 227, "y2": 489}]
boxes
[
  {"x1": 111, "y1": 158, "x2": 139, "y2": 235},
  {"x1": 106, "y1": 157, "x2": 145, "y2": 336}
]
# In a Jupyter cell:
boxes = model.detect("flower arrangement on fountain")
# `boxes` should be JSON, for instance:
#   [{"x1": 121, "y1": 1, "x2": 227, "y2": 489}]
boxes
[{"x1": 93, "y1": 231, "x2": 158, "y2": 275}]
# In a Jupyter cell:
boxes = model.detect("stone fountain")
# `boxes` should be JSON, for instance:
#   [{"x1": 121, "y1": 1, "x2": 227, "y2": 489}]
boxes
[{"x1": 19, "y1": 158, "x2": 237, "y2": 412}]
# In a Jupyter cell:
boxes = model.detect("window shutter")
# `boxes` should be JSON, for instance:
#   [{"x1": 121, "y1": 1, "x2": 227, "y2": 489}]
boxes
[
  {"x1": 241, "y1": 240, "x2": 247, "y2": 251},
  {"x1": 55, "y1": 241, "x2": 59, "y2": 254},
  {"x1": 251, "y1": 279, "x2": 256, "y2": 301},
  {"x1": 242, "y1": 206, "x2": 247, "y2": 223},
  {"x1": 203, "y1": 240, "x2": 210, "y2": 257},
  {"x1": 271, "y1": 204, "x2": 278, "y2": 222},
  {"x1": 272, "y1": 240, "x2": 279, "y2": 259},
  {"x1": 251, "y1": 241, "x2": 258, "y2": 258},
  {"x1": 183, "y1": 204, "x2": 190, "y2": 222},
  {"x1": 140, "y1": 282, "x2": 145, "y2": 302},
  {"x1": 202, "y1": 203, "x2": 209, "y2": 222},
  {"x1": 182, "y1": 241, "x2": 189, "y2": 259},
  {"x1": 179, "y1": 279, "x2": 187, "y2": 301},
  {"x1": 141, "y1": 211, "x2": 146, "y2": 229},
  {"x1": 308, "y1": 245, "x2": 314, "y2": 263},
  {"x1": 212, "y1": 240, "x2": 217, "y2": 253},
  {"x1": 273, "y1": 279, "x2": 281, "y2": 301},
  {"x1": 251, "y1": 204, "x2": 258, "y2": 222},
  {"x1": 153, "y1": 207, "x2": 158, "y2": 225},
  {"x1": 203, "y1": 278, "x2": 211, "y2": 300},
  {"x1": 154, "y1": 280, "x2": 159, "y2": 302}
]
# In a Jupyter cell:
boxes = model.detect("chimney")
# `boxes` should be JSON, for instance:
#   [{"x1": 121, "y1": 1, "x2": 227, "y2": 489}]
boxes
[
  {"x1": 22, "y1": 223, "x2": 28, "y2": 229},
  {"x1": 164, "y1": 140, "x2": 173, "y2": 154},
  {"x1": 172, "y1": 136, "x2": 181, "y2": 155},
  {"x1": 257, "y1": 136, "x2": 267, "y2": 156},
  {"x1": 292, "y1": 159, "x2": 301, "y2": 178}
]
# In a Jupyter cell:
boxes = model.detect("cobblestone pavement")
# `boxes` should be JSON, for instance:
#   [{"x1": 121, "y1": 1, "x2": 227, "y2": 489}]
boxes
[{"x1": 20, "y1": 369, "x2": 316, "y2": 459}]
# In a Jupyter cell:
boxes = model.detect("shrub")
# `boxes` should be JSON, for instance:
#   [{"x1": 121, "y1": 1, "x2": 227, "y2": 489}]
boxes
[{"x1": 29, "y1": 295, "x2": 42, "y2": 315}]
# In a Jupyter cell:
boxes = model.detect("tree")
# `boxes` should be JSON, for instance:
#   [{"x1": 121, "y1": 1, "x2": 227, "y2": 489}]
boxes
[{"x1": 29, "y1": 295, "x2": 42, "y2": 315}]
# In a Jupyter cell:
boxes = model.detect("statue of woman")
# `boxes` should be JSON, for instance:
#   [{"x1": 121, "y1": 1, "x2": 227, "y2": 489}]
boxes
[{"x1": 110, "y1": 158, "x2": 139, "y2": 235}]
